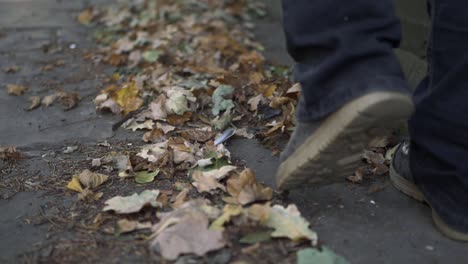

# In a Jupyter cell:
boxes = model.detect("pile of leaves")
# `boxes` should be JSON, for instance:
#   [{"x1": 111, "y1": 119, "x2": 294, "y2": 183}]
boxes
[{"x1": 68, "y1": 0, "x2": 339, "y2": 262}]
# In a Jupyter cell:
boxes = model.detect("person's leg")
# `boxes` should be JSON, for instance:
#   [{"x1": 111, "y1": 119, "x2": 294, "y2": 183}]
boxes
[
  {"x1": 282, "y1": 0, "x2": 410, "y2": 122},
  {"x1": 409, "y1": 0, "x2": 468, "y2": 236},
  {"x1": 277, "y1": 0, "x2": 414, "y2": 189}
]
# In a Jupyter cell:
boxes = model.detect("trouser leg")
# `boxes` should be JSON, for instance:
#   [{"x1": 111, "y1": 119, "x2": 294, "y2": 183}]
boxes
[
  {"x1": 410, "y1": 0, "x2": 468, "y2": 232},
  {"x1": 282, "y1": 0, "x2": 411, "y2": 122}
]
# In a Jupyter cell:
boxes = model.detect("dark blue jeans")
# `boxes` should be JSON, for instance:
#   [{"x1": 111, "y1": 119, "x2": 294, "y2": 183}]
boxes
[{"x1": 283, "y1": 0, "x2": 468, "y2": 232}]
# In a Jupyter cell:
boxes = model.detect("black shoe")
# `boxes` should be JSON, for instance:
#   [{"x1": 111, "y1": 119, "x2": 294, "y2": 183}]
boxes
[{"x1": 390, "y1": 140, "x2": 468, "y2": 241}]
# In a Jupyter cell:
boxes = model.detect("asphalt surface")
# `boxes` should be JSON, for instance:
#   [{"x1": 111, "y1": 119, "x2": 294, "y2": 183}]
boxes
[{"x1": 0, "y1": 0, "x2": 465, "y2": 263}]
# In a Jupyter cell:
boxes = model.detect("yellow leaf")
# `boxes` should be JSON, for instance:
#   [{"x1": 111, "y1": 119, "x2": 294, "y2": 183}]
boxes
[
  {"x1": 66, "y1": 177, "x2": 83, "y2": 193},
  {"x1": 112, "y1": 82, "x2": 144, "y2": 115},
  {"x1": 210, "y1": 204, "x2": 243, "y2": 231}
]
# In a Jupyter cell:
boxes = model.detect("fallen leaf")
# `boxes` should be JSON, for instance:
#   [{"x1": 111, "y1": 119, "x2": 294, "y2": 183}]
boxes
[
  {"x1": 6, "y1": 84, "x2": 27, "y2": 96},
  {"x1": 156, "y1": 123, "x2": 175, "y2": 134},
  {"x1": 3, "y1": 65, "x2": 20, "y2": 73},
  {"x1": 192, "y1": 170, "x2": 226, "y2": 193},
  {"x1": 41, "y1": 94, "x2": 58, "y2": 107},
  {"x1": 269, "y1": 97, "x2": 290, "y2": 109},
  {"x1": 347, "y1": 167, "x2": 366, "y2": 183},
  {"x1": 166, "y1": 112, "x2": 192, "y2": 126},
  {"x1": 368, "y1": 136, "x2": 389, "y2": 148},
  {"x1": 125, "y1": 119, "x2": 154, "y2": 131},
  {"x1": 226, "y1": 169, "x2": 272, "y2": 205},
  {"x1": 110, "y1": 154, "x2": 134, "y2": 177},
  {"x1": 57, "y1": 91, "x2": 80, "y2": 110},
  {"x1": 113, "y1": 82, "x2": 144, "y2": 115},
  {"x1": 78, "y1": 189, "x2": 104, "y2": 201},
  {"x1": 239, "y1": 231, "x2": 272, "y2": 244},
  {"x1": 363, "y1": 150, "x2": 385, "y2": 165},
  {"x1": 148, "y1": 95, "x2": 168, "y2": 121},
  {"x1": 142, "y1": 50, "x2": 161, "y2": 62},
  {"x1": 180, "y1": 129, "x2": 215, "y2": 143},
  {"x1": 297, "y1": 247, "x2": 349, "y2": 264},
  {"x1": 135, "y1": 170, "x2": 159, "y2": 184},
  {"x1": 63, "y1": 146, "x2": 78, "y2": 154},
  {"x1": 235, "y1": 128, "x2": 254, "y2": 139},
  {"x1": 98, "y1": 98, "x2": 120, "y2": 114},
  {"x1": 137, "y1": 141, "x2": 169, "y2": 163},
  {"x1": 150, "y1": 201, "x2": 225, "y2": 260},
  {"x1": 211, "y1": 112, "x2": 232, "y2": 130},
  {"x1": 27, "y1": 96, "x2": 41, "y2": 110},
  {"x1": 212, "y1": 85, "x2": 235, "y2": 116},
  {"x1": 103, "y1": 190, "x2": 161, "y2": 214},
  {"x1": 117, "y1": 219, "x2": 152, "y2": 234},
  {"x1": 247, "y1": 94, "x2": 264, "y2": 111},
  {"x1": 286, "y1": 83, "x2": 301, "y2": 94},
  {"x1": 66, "y1": 177, "x2": 83, "y2": 193},
  {"x1": 164, "y1": 88, "x2": 194, "y2": 115},
  {"x1": 210, "y1": 204, "x2": 243, "y2": 231},
  {"x1": 200, "y1": 165, "x2": 237, "y2": 180},
  {"x1": 248, "y1": 204, "x2": 317, "y2": 244},
  {"x1": 77, "y1": 9, "x2": 94, "y2": 25},
  {"x1": 173, "y1": 148, "x2": 196, "y2": 165},
  {"x1": 171, "y1": 188, "x2": 190, "y2": 209},
  {"x1": 143, "y1": 128, "x2": 165, "y2": 143},
  {"x1": 77, "y1": 169, "x2": 109, "y2": 189},
  {"x1": 92, "y1": 158, "x2": 101, "y2": 167},
  {"x1": 248, "y1": 72, "x2": 264, "y2": 85}
]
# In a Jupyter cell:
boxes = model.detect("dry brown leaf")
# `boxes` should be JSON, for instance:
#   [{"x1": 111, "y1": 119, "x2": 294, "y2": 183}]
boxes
[
  {"x1": 149, "y1": 95, "x2": 168, "y2": 121},
  {"x1": 286, "y1": 83, "x2": 301, "y2": 94},
  {"x1": 27, "y1": 96, "x2": 41, "y2": 111},
  {"x1": 77, "y1": 169, "x2": 108, "y2": 189},
  {"x1": 363, "y1": 150, "x2": 385, "y2": 165},
  {"x1": 192, "y1": 170, "x2": 226, "y2": 193},
  {"x1": 247, "y1": 94, "x2": 264, "y2": 112},
  {"x1": 269, "y1": 97, "x2": 290, "y2": 109},
  {"x1": 180, "y1": 129, "x2": 215, "y2": 143},
  {"x1": 368, "y1": 137, "x2": 389, "y2": 148},
  {"x1": 143, "y1": 128, "x2": 165, "y2": 143},
  {"x1": 226, "y1": 169, "x2": 273, "y2": 205},
  {"x1": 156, "y1": 123, "x2": 176, "y2": 134},
  {"x1": 117, "y1": 219, "x2": 152, "y2": 234},
  {"x1": 78, "y1": 189, "x2": 104, "y2": 201},
  {"x1": 78, "y1": 9, "x2": 94, "y2": 25},
  {"x1": 6, "y1": 84, "x2": 27, "y2": 96},
  {"x1": 41, "y1": 94, "x2": 58, "y2": 107},
  {"x1": 347, "y1": 167, "x2": 366, "y2": 183},
  {"x1": 167, "y1": 112, "x2": 192, "y2": 126},
  {"x1": 57, "y1": 91, "x2": 81, "y2": 110},
  {"x1": 171, "y1": 188, "x2": 190, "y2": 209},
  {"x1": 150, "y1": 201, "x2": 225, "y2": 260},
  {"x1": 249, "y1": 72, "x2": 264, "y2": 85}
]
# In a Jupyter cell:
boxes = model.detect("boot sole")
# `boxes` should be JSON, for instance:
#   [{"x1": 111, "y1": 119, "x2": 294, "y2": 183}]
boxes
[
  {"x1": 390, "y1": 161, "x2": 468, "y2": 241},
  {"x1": 276, "y1": 91, "x2": 414, "y2": 190}
]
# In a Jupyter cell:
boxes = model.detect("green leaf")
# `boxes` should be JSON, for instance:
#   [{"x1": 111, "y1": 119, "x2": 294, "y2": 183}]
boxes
[
  {"x1": 239, "y1": 231, "x2": 272, "y2": 244},
  {"x1": 211, "y1": 85, "x2": 235, "y2": 116},
  {"x1": 142, "y1": 50, "x2": 161, "y2": 63},
  {"x1": 297, "y1": 247, "x2": 349, "y2": 264},
  {"x1": 135, "y1": 170, "x2": 159, "y2": 184}
]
